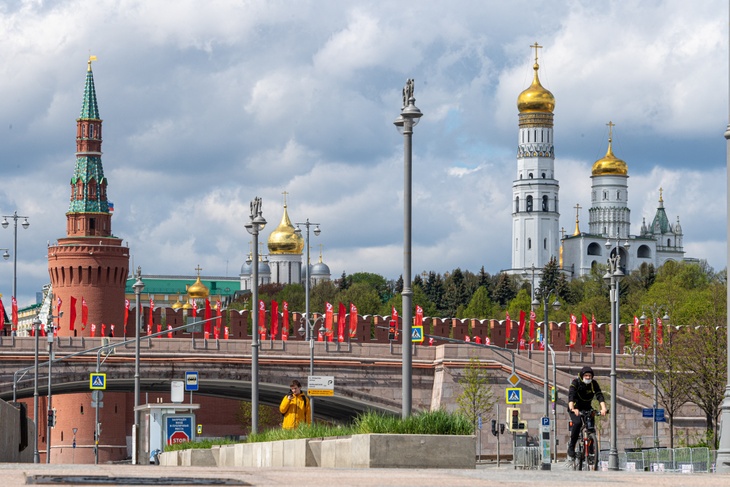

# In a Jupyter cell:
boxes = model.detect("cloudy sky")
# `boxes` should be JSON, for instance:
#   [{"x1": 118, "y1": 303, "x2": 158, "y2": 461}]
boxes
[{"x1": 0, "y1": 0, "x2": 727, "y2": 307}]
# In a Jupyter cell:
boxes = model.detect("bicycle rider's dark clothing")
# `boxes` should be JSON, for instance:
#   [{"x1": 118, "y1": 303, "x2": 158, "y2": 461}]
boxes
[{"x1": 567, "y1": 377, "x2": 605, "y2": 458}]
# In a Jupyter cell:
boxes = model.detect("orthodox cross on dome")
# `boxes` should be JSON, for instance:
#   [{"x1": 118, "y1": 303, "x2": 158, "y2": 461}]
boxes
[
  {"x1": 573, "y1": 203, "x2": 582, "y2": 236},
  {"x1": 195, "y1": 265, "x2": 203, "y2": 277},
  {"x1": 606, "y1": 120, "x2": 615, "y2": 142},
  {"x1": 560, "y1": 227, "x2": 566, "y2": 239},
  {"x1": 282, "y1": 190, "x2": 289, "y2": 207},
  {"x1": 530, "y1": 42, "x2": 542, "y2": 64}
]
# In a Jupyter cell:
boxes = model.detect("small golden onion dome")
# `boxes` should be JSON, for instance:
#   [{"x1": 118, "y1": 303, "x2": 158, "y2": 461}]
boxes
[
  {"x1": 267, "y1": 205, "x2": 304, "y2": 255},
  {"x1": 517, "y1": 63, "x2": 555, "y2": 114},
  {"x1": 171, "y1": 301, "x2": 183, "y2": 310},
  {"x1": 182, "y1": 302, "x2": 192, "y2": 310},
  {"x1": 591, "y1": 138, "x2": 628, "y2": 176},
  {"x1": 187, "y1": 276, "x2": 210, "y2": 299}
]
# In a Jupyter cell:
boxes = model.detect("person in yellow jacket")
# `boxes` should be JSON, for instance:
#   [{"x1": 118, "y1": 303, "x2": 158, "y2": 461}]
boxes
[{"x1": 279, "y1": 379, "x2": 311, "y2": 429}]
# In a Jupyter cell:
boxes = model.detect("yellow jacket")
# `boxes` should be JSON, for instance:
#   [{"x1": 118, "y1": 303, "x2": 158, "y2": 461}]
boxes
[{"x1": 279, "y1": 393, "x2": 311, "y2": 429}]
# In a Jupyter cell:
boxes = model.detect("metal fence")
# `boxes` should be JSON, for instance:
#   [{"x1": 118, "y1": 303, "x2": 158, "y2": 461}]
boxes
[
  {"x1": 513, "y1": 446, "x2": 541, "y2": 469},
  {"x1": 513, "y1": 447, "x2": 716, "y2": 471}
]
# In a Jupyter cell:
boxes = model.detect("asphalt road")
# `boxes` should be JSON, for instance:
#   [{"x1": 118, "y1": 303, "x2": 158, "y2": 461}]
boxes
[{"x1": 2, "y1": 462, "x2": 729, "y2": 487}]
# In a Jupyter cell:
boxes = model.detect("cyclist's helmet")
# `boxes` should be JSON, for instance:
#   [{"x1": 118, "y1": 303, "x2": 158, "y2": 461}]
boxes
[{"x1": 579, "y1": 366, "x2": 594, "y2": 379}]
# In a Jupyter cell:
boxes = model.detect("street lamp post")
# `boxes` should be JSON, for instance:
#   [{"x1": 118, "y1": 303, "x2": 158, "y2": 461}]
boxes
[
  {"x1": 719, "y1": 38, "x2": 730, "y2": 470},
  {"x1": 245, "y1": 197, "x2": 266, "y2": 435},
  {"x1": 132, "y1": 268, "x2": 144, "y2": 465},
  {"x1": 46, "y1": 322, "x2": 55, "y2": 463},
  {"x1": 394, "y1": 78, "x2": 422, "y2": 419},
  {"x1": 2, "y1": 211, "x2": 30, "y2": 322},
  {"x1": 604, "y1": 234, "x2": 628, "y2": 470},
  {"x1": 32, "y1": 317, "x2": 41, "y2": 464},
  {"x1": 532, "y1": 291, "x2": 560, "y2": 469},
  {"x1": 640, "y1": 305, "x2": 669, "y2": 449}
]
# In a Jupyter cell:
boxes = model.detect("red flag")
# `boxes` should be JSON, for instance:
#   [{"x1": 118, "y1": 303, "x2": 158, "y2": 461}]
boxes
[
  {"x1": 428, "y1": 336, "x2": 434, "y2": 346},
  {"x1": 11, "y1": 296, "x2": 18, "y2": 329},
  {"x1": 657, "y1": 317, "x2": 663, "y2": 345},
  {"x1": 56, "y1": 297, "x2": 62, "y2": 330},
  {"x1": 485, "y1": 336, "x2": 491, "y2": 345},
  {"x1": 633, "y1": 316, "x2": 640, "y2": 345},
  {"x1": 167, "y1": 324, "x2": 173, "y2": 338},
  {"x1": 0, "y1": 297, "x2": 5, "y2": 332},
  {"x1": 391, "y1": 306, "x2": 399, "y2": 340},
  {"x1": 517, "y1": 310, "x2": 526, "y2": 349},
  {"x1": 69, "y1": 296, "x2": 77, "y2": 331},
  {"x1": 282, "y1": 301, "x2": 289, "y2": 341},
  {"x1": 569, "y1": 314, "x2": 577, "y2": 346},
  {"x1": 505, "y1": 311, "x2": 512, "y2": 344},
  {"x1": 148, "y1": 297, "x2": 155, "y2": 335},
  {"x1": 465, "y1": 335, "x2": 471, "y2": 342},
  {"x1": 192, "y1": 300, "x2": 197, "y2": 318},
  {"x1": 258, "y1": 300, "x2": 266, "y2": 340},
  {"x1": 349, "y1": 302, "x2": 358, "y2": 338},
  {"x1": 82, "y1": 298, "x2": 89, "y2": 331},
  {"x1": 644, "y1": 317, "x2": 651, "y2": 349},
  {"x1": 224, "y1": 326, "x2": 229, "y2": 340},
  {"x1": 40, "y1": 322, "x2": 46, "y2": 337},
  {"x1": 591, "y1": 315, "x2": 597, "y2": 347},
  {"x1": 124, "y1": 299, "x2": 129, "y2": 335},
  {"x1": 337, "y1": 302, "x2": 346, "y2": 342},
  {"x1": 101, "y1": 323, "x2": 106, "y2": 337},
  {"x1": 325, "y1": 302, "x2": 334, "y2": 340},
  {"x1": 271, "y1": 300, "x2": 279, "y2": 339},
  {"x1": 474, "y1": 336, "x2": 482, "y2": 344},
  {"x1": 529, "y1": 310, "x2": 536, "y2": 345},
  {"x1": 415, "y1": 305, "x2": 423, "y2": 326},
  {"x1": 110, "y1": 324, "x2": 115, "y2": 337},
  {"x1": 581, "y1": 314, "x2": 588, "y2": 345},
  {"x1": 91, "y1": 323, "x2": 96, "y2": 338},
  {"x1": 215, "y1": 300, "x2": 222, "y2": 340},
  {"x1": 204, "y1": 299, "x2": 212, "y2": 339}
]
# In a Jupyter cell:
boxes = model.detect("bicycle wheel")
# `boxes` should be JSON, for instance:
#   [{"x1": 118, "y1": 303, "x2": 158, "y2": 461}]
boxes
[
  {"x1": 577, "y1": 440, "x2": 585, "y2": 471},
  {"x1": 586, "y1": 433, "x2": 599, "y2": 471}
]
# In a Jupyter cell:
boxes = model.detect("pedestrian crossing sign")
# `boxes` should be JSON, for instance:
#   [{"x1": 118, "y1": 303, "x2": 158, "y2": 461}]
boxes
[
  {"x1": 411, "y1": 326, "x2": 424, "y2": 343},
  {"x1": 90, "y1": 373, "x2": 107, "y2": 390},
  {"x1": 506, "y1": 387, "x2": 522, "y2": 404}
]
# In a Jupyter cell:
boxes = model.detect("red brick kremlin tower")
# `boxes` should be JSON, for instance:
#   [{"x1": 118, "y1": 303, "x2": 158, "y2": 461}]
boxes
[
  {"x1": 48, "y1": 58, "x2": 129, "y2": 338},
  {"x1": 43, "y1": 58, "x2": 130, "y2": 463}
]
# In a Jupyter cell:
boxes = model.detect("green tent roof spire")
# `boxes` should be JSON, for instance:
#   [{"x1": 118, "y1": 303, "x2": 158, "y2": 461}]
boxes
[{"x1": 80, "y1": 56, "x2": 100, "y2": 120}]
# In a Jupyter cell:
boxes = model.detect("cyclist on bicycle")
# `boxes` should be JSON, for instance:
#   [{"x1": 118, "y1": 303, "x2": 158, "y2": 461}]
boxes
[{"x1": 565, "y1": 366, "x2": 607, "y2": 468}]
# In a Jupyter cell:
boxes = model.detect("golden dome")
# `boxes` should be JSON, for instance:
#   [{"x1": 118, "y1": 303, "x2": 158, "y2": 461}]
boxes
[
  {"x1": 591, "y1": 138, "x2": 628, "y2": 176},
  {"x1": 187, "y1": 275, "x2": 209, "y2": 299},
  {"x1": 171, "y1": 300, "x2": 183, "y2": 310},
  {"x1": 267, "y1": 204, "x2": 304, "y2": 255},
  {"x1": 517, "y1": 63, "x2": 555, "y2": 114}
]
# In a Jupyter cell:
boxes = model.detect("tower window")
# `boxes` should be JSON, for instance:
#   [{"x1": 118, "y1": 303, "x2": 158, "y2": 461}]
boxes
[
  {"x1": 89, "y1": 125, "x2": 94, "y2": 138},
  {"x1": 528, "y1": 173, "x2": 533, "y2": 179},
  {"x1": 526, "y1": 195, "x2": 533, "y2": 212},
  {"x1": 542, "y1": 172, "x2": 546, "y2": 179},
  {"x1": 515, "y1": 196, "x2": 520, "y2": 212},
  {"x1": 603, "y1": 191, "x2": 608, "y2": 200},
  {"x1": 617, "y1": 191, "x2": 621, "y2": 200},
  {"x1": 542, "y1": 195, "x2": 548, "y2": 211},
  {"x1": 528, "y1": 238, "x2": 532, "y2": 250},
  {"x1": 544, "y1": 238, "x2": 547, "y2": 249}
]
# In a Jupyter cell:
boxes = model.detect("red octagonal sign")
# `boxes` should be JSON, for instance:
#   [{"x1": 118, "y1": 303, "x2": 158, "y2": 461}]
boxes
[{"x1": 168, "y1": 430, "x2": 190, "y2": 445}]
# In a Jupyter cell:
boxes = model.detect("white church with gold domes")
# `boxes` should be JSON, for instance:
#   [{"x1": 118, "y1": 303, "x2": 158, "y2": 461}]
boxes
[
  {"x1": 510, "y1": 44, "x2": 685, "y2": 280},
  {"x1": 240, "y1": 198, "x2": 331, "y2": 290}
]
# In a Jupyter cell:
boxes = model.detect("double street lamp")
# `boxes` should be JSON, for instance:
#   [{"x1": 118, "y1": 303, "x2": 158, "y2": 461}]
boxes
[
  {"x1": 394, "y1": 79, "x2": 422, "y2": 419},
  {"x1": 603, "y1": 234, "x2": 629, "y2": 470},
  {"x1": 2, "y1": 211, "x2": 30, "y2": 317},
  {"x1": 531, "y1": 290, "x2": 560, "y2": 469},
  {"x1": 640, "y1": 305, "x2": 669, "y2": 448},
  {"x1": 245, "y1": 197, "x2": 266, "y2": 435}
]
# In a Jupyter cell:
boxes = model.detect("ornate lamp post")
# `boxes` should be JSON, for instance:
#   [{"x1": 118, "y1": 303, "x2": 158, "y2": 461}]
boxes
[
  {"x1": 132, "y1": 268, "x2": 144, "y2": 464},
  {"x1": 245, "y1": 197, "x2": 266, "y2": 434},
  {"x1": 394, "y1": 79, "x2": 422, "y2": 418},
  {"x1": 532, "y1": 290, "x2": 560, "y2": 469},
  {"x1": 603, "y1": 234, "x2": 629, "y2": 470},
  {"x1": 640, "y1": 305, "x2": 669, "y2": 448},
  {"x1": 32, "y1": 317, "x2": 41, "y2": 463}
]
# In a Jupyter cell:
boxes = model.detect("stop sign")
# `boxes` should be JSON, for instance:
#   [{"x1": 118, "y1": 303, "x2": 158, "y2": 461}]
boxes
[{"x1": 168, "y1": 430, "x2": 189, "y2": 445}]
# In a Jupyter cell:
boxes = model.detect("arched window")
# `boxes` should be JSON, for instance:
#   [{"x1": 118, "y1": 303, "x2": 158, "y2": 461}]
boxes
[
  {"x1": 89, "y1": 125, "x2": 94, "y2": 138},
  {"x1": 542, "y1": 172, "x2": 546, "y2": 179},
  {"x1": 528, "y1": 173, "x2": 534, "y2": 179},
  {"x1": 526, "y1": 195, "x2": 533, "y2": 212},
  {"x1": 543, "y1": 238, "x2": 547, "y2": 249},
  {"x1": 542, "y1": 195, "x2": 548, "y2": 211},
  {"x1": 667, "y1": 238, "x2": 672, "y2": 246},
  {"x1": 528, "y1": 238, "x2": 532, "y2": 250},
  {"x1": 515, "y1": 196, "x2": 520, "y2": 212},
  {"x1": 587, "y1": 243, "x2": 602, "y2": 256},
  {"x1": 637, "y1": 245, "x2": 651, "y2": 258}
]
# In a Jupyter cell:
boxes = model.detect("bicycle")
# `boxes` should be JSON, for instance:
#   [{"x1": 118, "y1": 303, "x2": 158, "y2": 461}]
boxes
[{"x1": 573, "y1": 409, "x2": 600, "y2": 471}]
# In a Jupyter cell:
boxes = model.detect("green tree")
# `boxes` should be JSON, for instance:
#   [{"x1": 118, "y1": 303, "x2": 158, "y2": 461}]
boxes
[
  {"x1": 462, "y1": 286, "x2": 495, "y2": 319},
  {"x1": 336, "y1": 282, "x2": 382, "y2": 316},
  {"x1": 309, "y1": 280, "x2": 338, "y2": 313},
  {"x1": 455, "y1": 357, "x2": 496, "y2": 435},
  {"x1": 444, "y1": 268, "x2": 469, "y2": 316},
  {"x1": 492, "y1": 272, "x2": 518, "y2": 308},
  {"x1": 235, "y1": 401, "x2": 283, "y2": 434},
  {"x1": 350, "y1": 272, "x2": 390, "y2": 303}
]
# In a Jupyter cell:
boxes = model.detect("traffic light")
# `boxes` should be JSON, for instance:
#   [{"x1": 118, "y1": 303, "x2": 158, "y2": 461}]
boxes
[
  {"x1": 48, "y1": 409, "x2": 56, "y2": 428},
  {"x1": 499, "y1": 423, "x2": 505, "y2": 434},
  {"x1": 388, "y1": 320, "x2": 397, "y2": 341},
  {"x1": 491, "y1": 419, "x2": 498, "y2": 436},
  {"x1": 506, "y1": 407, "x2": 527, "y2": 433}
]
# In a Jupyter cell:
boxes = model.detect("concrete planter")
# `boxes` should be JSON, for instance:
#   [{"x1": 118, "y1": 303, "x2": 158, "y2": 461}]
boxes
[{"x1": 163, "y1": 434, "x2": 475, "y2": 469}]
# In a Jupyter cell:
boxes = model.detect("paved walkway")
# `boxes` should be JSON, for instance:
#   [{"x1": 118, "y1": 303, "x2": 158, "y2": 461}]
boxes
[{"x1": 1, "y1": 463, "x2": 729, "y2": 487}]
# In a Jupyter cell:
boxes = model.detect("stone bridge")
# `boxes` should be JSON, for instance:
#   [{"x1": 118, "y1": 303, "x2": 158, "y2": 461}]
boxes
[{"x1": 0, "y1": 334, "x2": 703, "y2": 443}]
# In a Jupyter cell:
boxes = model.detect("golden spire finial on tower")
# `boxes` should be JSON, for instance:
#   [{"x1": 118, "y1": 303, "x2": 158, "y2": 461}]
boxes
[
  {"x1": 282, "y1": 190, "x2": 289, "y2": 207},
  {"x1": 606, "y1": 120, "x2": 615, "y2": 143},
  {"x1": 573, "y1": 203, "x2": 582, "y2": 236},
  {"x1": 87, "y1": 54, "x2": 97, "y2": 72},
  {"x1": 659, "y1": 187, "x2": 664, "y2": 203}
]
